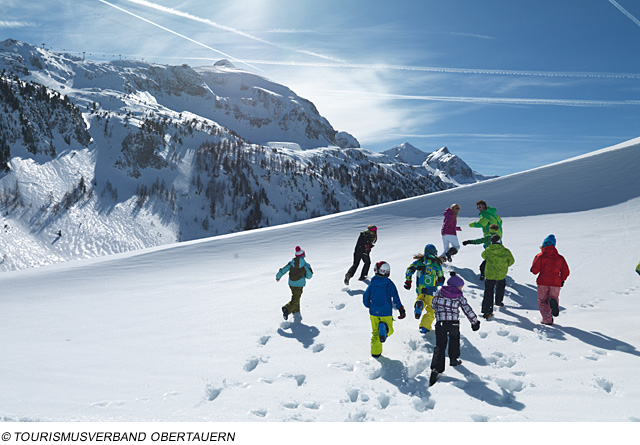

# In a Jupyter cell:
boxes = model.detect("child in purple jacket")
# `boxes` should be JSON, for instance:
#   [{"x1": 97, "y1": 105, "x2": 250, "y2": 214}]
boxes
[
  {"x1": 440, "y1": 204, "x2": 461, "y2": 262},
  {"x1": 429, "y1": 272, "x2": 480, "y2": 385}
]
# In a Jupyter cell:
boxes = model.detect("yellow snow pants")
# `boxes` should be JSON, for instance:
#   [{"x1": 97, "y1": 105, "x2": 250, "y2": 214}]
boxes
[
  {"x1": 416, "y1": 293, "x2": 436, "y2": 331},
  {"x1": 370, "y1": 315, "x2": 394, "y2": 356}
]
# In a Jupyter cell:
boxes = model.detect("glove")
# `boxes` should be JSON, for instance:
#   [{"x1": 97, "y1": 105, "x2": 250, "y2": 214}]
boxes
[
  {"x1": 561, "y1": 281, "x2": 565, "y2": 287},
  {"x1": 276, "y1": 278, "x2": 280, "y2": 282},
  {"x1": 398, "y1": 306, "x2": 406, "y2": 319},
  {"x1": 404, "y1": 280, "x2": 412, "y2": 290},
  {"x1": 472, "y1": 321, "x2": 480, "y2": 331},
  {"x1": 456, "y1": 226, "x2": 461, "y2": 231},
  {"x1": 462, "y1": 240, "x2": 470, "y2": 246}
]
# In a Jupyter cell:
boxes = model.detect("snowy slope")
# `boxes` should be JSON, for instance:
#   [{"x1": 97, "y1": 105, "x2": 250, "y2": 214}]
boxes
[{"x1": 0, "y1": 138, "x2": 639, "y2": 422}]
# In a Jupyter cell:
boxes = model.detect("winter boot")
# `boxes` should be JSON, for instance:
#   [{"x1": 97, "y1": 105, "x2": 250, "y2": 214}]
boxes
[
  {"x1": 344, "y1": 273, "x2": 351, "y2": 285},
  {"x1": 450, "y1": 358, "x2": 462, "y2": 367},
  {"x1": 282, "y1": 306, "x2": 289, "y2": 320},
  {"x1": 378, "y1": 321, "x2": 388, "y2": 343},
  {"x1": 446, "y1": 247, "x2": 458, "y2": 262},
  {"x1": 549, "y1": 298, "x2": 559, "y2": 317},
  {"x1": 429, "y1": 369, "x2": 440, "y2": 386},
  {"x1": 414, "y1": 300, "x2": 424, "y2": 319},
  {"x1": 419, "y1": 327, "x2": 429, "y2": 334}
]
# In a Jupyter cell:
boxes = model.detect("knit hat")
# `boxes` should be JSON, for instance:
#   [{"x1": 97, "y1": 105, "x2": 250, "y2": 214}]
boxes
[
  {"x1": 295, "y1": 246, "x2": 305, "y2": 257},
  {"x1": 490, "y1": 234, "x2": 501, "y2": 244},
  {"x1": 542, "y1": 234, "x2": 556, "y2": 247},
  {"x1": 447, "y1": 272, "x2": 465, "y2": 289}
]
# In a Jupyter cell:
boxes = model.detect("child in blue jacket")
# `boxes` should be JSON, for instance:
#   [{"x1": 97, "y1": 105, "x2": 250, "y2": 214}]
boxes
[
  {"x1": 363, "y1": 261, "x2": 406, "y2": 358},
  {"x1": 276, "y1": 246, "x2": 313, "y2": 321}
]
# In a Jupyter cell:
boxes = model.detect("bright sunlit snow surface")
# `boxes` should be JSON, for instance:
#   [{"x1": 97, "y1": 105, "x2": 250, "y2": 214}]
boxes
[{"x1": 1, "y1": 138, "x2": 639, "y2": 422}]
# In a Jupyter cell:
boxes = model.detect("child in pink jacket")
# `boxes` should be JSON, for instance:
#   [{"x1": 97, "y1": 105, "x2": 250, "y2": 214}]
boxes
[{"x1": 440, "y1": 204, "x2": 461, "y2": 262}]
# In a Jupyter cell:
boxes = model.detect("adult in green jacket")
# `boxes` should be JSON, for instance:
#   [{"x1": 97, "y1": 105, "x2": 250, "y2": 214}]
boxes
[
  {"x1": 480, "y1": 235, "x2": 514, "y2": 318},
  {"x1": 469, "y1": 200, "x2": 503, "y2": 239}
]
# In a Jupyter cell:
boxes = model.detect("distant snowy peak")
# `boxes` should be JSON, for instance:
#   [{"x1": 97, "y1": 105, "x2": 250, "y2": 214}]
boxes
[
  {"x1": 382, "y1": 142, "x2": 429, "y2": 165},
  {"x1": 383, "y1": 143, "x2": 494, "y2": 185},
  {"x1": 424, "y1": 146, "x2": 485, "y2": 185}
]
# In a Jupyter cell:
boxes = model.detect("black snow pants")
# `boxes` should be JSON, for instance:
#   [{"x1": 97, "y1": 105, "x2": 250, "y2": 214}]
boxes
[{"x1": 430, "y1": 320, "x2": 461, "y2": 373}]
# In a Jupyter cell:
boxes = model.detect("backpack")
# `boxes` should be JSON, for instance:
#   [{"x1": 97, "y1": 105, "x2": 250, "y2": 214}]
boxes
[{"x1": 289, "y1": 257, "x2": 306, "y2": 281}]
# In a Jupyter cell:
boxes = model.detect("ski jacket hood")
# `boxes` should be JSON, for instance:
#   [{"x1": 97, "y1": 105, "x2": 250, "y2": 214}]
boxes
[{"x1": 531, "y1": 245, "x2": 570, "y2": 287}]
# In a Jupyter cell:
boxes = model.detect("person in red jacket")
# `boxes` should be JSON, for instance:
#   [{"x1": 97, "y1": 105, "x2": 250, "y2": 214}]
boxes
[{"x1": 530, "y1": 234, "x2": 570, "y2": 325}]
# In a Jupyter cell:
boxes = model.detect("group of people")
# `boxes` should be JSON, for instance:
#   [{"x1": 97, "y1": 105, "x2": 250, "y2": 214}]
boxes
[{"x1": 275, "y1": 199, "x2": 573, "y2": 385}]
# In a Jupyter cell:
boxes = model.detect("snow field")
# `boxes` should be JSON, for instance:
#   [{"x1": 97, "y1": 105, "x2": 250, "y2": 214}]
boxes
[{"x1": 0, "y1": 139, "x2": 639, "y2": 425}]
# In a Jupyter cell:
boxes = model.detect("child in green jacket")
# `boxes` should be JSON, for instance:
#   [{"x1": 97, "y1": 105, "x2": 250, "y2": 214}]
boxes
[
  {"x1": 462, "y1": 224, "x2": 500, "y2": 280},
  {"x1": 480, "y1": 235, "x2": 515, "y2": 318}
]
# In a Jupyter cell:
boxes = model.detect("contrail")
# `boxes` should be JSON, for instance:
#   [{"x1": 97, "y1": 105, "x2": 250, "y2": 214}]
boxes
[
  {"x1": 97, "y1": 0, "x2": 262, "y2": 71},
  {"x1": 608, "y1": 0, "x2": 640, "y2": 28},
  {"x1": 244, "y1": 59, "x2": 640, "y2": 80},
  {"x1": 319, "y1": 90, "x2": 640, "y2": 107},
  {"x1": 122, "y1": 0, "x2": 345, "y2": 63}
]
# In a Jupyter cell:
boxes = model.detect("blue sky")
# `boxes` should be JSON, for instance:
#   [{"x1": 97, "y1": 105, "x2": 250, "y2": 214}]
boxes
[{"x1": 2, "y1": 0, "x2": 640, "y2": 175}]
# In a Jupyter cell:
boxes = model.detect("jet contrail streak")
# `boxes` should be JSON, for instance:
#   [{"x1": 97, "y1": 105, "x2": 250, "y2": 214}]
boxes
[
  {"x1": 608, "y1": 0, "x2": 640, "y2": 28},
  {"x1": 97, "y1": 0, "x2": 262, "y2": 71},
  {"x1": 244, "y1": 59, "x2": 640, "y2": 80},
  {"x1": 123, "y1": 0, "x2": 345, "y2": 63},
  {"x1": 319, "y1": 90, "x2": 640, "y2": 107}
]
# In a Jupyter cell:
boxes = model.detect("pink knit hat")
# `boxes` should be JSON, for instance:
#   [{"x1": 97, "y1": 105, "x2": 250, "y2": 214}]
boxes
[{"x1": 295, "y1": 246, "x2": 305, "y2": 257}]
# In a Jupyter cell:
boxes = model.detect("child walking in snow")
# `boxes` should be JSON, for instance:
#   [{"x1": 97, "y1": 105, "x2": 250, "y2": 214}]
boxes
[
  {"x1": 363, "y1": 261, "x2": 406, "y2": 358},
  {"x1": 404, "y1": 244, "x2": 445, "y2": 333},
  {"x1": 636, "y1": 260, "x2": 640, "y2": 276},
  {"x1": 462, "y1": 224, "x2": 501, "y2": 280},
  {"x1": 429, "y1": 272, "x2": 480, "y2": 386},
  {"x1": 530, "y1": 235, "x2": 570, "y2": 325},
  {"x1": 480, "y1": 234, "x2": 515, "y2": 319},
  {"x1": 276, "y1": 246, "x2": 313, "y2": 322},
  {"x1": 440, "y1": 204, "x2": 461, "y2": 262},
  {"x1": 345, "y1": 225, "x2": 377, "y2": 285}
]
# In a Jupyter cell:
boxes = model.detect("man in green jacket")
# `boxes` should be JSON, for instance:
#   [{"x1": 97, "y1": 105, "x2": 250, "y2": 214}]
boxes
[
  {"x1": 480, "y1": 234, "x2": 514, "y2": 318},
  {"x1": 470, "y1": 200, "x2": 502, "y2": 239}
]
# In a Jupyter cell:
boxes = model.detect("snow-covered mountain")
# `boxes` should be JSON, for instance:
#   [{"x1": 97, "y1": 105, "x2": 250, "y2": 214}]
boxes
[
  {"x1": 383, "y1": 143, "x2": 494, "y2": 186},
  {"x1": 1, "y1": 138, "x2": 638, "y2": 423},
  {"x1": 424, "y1": 146, "x2": 495, "y2": 186},
  {"x1": 382, "y1": 142, "x2": 430, "y2": 165},
  {"x1": 0, "y1": 39, "x2": 494, "y2": 271}
]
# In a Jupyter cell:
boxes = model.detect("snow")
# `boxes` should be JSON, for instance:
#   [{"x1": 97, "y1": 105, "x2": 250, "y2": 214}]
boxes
[{"x1": 1, "y1": 137, "x2": 639, "y2": 428}]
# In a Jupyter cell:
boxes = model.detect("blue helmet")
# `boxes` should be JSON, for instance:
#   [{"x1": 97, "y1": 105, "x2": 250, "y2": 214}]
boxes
[{"x1": 424, "y1": 244, "x2": 437, "y2": 257}]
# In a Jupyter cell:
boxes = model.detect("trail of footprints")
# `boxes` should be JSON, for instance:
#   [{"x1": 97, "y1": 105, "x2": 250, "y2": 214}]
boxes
[{"x1": 199, "y1": 286, "x2": 623, "y2": 421}]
